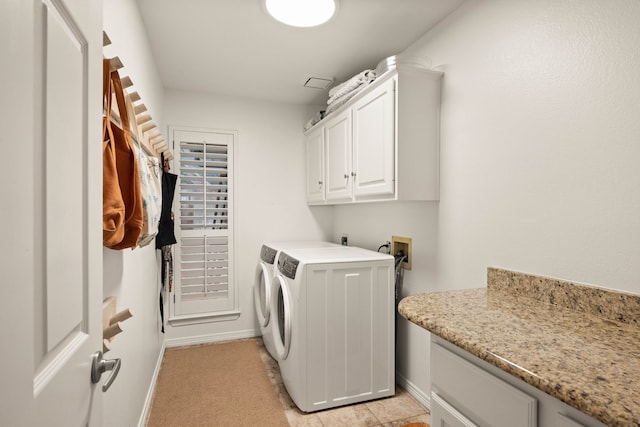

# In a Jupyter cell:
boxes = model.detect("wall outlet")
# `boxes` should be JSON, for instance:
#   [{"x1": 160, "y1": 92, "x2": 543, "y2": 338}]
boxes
[
  {"x1": 391, "y1": 236, "x2": 412, "y2": 270},
  {"x1": 341, "y1": 234, "x2": 348, "y2": 246}
]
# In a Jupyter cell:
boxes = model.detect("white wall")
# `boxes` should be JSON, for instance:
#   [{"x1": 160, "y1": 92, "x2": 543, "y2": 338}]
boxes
[
  {"x1": 332, "y1": 0, "x2": 640, "y2": 406},
  {"x1": 103, "y1": 1, "x2": 166, "y2": 425},
  {"x1": 163, "y1": 90, "x2": 334, "y2": 343},
  {"x1": 103, "y1": 0, "x2": 164, "y2": 129}
]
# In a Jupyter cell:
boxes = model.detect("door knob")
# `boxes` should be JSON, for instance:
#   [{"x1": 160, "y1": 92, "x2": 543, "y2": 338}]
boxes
[{"x1": 91, "y1": 351, "x2": 121, "y2": 392}]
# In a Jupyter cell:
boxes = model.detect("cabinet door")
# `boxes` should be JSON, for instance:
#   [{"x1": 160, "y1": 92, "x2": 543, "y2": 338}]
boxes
[
  {"x1": 306, "y1": 262, "x2": 394, "y2": 409},
  {"x1": 352, "y1": 78, "x2": 395, "y2": 198},
  {"x1": 305, "y1": 127, "x2": 325, "y2": 203},
  {"x1": 431, "y1": 393, "x2": 478, "y2": 427},
  {"x1": 324, "y1": 111, "x2": 352, "y2": 201},
  {"x1": 557, "y1": 414, "x2": 587, "y2": 427}
]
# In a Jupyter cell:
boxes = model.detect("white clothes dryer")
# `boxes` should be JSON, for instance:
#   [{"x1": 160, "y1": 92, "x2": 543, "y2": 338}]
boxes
[
  {"x1": 253, "y1": 241, "x2": 338, "y2": 359},
  {"x1": 271, "y1": 246, "x2": 395, "y2": 412}
]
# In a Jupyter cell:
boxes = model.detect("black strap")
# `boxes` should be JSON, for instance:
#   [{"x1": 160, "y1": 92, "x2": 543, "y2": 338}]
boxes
[{"x1": 155, "y1": 171, "x2": 178, "y2": 248}]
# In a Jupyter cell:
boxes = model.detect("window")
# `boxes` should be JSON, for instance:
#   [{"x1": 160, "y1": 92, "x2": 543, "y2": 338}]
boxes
[{"x1": 170, "y1": 128, "x2": 238, "y2": 324}]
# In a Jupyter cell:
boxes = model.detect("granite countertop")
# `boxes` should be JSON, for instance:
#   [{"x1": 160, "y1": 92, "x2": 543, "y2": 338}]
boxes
[{"x1": 398, "y1": 268, "x2": 640, "y2": 427}]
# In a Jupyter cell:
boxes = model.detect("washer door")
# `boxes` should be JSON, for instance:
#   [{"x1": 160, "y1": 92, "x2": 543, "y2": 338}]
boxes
[
  {"x1": 253, "y1": 262, "x2": 272, "y2": 327},
  {"x1": 272, "y1": 273, "x2": 292, "y2": 361}
]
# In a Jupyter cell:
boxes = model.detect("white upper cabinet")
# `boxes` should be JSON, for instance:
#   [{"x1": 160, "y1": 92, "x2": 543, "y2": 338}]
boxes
[
  {"x1": 352, "y1": 77, "x2": 395, "y2": 199},
  {"x1": 305, "y1": 126, "x2": 325, "y2": 203},
  {"x1": 324, "y1": 110, "x2": 353, "y2": 201},
  {"x1": 305, "y1": 64, "x2": 443, "y2": 205}
]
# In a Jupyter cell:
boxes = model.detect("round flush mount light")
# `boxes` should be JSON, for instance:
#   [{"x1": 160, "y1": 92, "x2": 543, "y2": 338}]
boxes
[{"x1": 265, "y1": 0, "x2": 337, "y2": 28}]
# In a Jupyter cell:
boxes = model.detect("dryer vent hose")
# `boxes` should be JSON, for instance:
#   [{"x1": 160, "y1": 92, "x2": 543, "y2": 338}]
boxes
[{"x1": 394, "y1": 251, "x2": 407, "y2": 303}]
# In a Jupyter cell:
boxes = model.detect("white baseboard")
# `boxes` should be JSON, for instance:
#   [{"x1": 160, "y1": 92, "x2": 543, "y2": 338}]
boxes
[
  {"x1": 137, "y1": 340, "x2": 166, "y2": 427},
  {"x1": 164, "y1": 329, "x2": 260, "y2": 348},
  {"x1": 396, "y1": 370, "x2": 431, "y2": 410}
]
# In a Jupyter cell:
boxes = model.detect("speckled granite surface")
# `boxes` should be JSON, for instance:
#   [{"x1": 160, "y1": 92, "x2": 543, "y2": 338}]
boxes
[{"x1": 398, "y1": 268, "x2": 640, "y2": 427}]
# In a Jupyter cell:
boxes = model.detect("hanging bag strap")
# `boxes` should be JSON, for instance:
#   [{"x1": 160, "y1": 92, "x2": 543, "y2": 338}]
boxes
[
  {"x1": 103, "y1": 58, "x2": 114, "y2": 144},
  {"x1": 110, "y1": 66, "x2": 131, "y2": 142},
  {"x1": 109, "y1": 65, "x2": 140, "y2": 226},
  {"x1": 102, "y1": 57, "x2": 126, "y2": 247},
  {"x1": 103, "y1": 58, "x2": 119, "y2": 173}
]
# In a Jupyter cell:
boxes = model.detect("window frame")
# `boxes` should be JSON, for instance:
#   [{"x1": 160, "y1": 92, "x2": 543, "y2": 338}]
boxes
[{"x1": 168, "y1": 126, "x2": 240, "y2": 326}]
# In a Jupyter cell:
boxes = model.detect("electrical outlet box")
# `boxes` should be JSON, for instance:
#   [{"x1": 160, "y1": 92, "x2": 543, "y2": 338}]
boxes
[{"x1": 391, "y1": 236, "x2": 412, "y2": 270}]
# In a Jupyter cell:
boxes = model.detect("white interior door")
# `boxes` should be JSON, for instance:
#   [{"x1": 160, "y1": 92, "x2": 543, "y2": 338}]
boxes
[{"x1": 1, "y1": 0, "x2": 104, "y2": 425}]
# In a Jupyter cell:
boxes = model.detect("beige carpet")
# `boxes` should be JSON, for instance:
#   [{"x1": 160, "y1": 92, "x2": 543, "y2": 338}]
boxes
[{"x1": 146, "y1": 339, "x2": 289, "y2": 427}]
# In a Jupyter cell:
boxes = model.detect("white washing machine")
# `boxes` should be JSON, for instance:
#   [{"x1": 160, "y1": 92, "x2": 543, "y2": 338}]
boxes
[
  {"x1": 253, "y1": 241, "x2": 338, "y2": 359},
  {"x1": 271, "y1": 246, "x2": 395, "y2": 412}
]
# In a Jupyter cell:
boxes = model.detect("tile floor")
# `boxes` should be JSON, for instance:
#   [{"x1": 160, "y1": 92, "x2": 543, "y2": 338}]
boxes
[{"x1": 256, "y1": 339, "x2": 431, "y2": 427}]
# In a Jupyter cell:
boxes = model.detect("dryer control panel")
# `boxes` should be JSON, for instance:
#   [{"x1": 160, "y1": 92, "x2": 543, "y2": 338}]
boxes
[
  {"x1": 278, "y1": 252, "x2": 299, "y2": 280},
  {"x1": 260, "y1": 245, "x2": 277, "y2": 264}
]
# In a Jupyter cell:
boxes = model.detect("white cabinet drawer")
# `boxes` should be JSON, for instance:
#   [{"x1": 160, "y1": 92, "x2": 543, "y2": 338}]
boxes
[{"x1": 432, "y1": 342, "x2": 537, "y2": 427}]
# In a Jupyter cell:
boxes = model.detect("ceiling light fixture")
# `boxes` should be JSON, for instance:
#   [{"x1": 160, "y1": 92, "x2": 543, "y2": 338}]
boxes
[{"x1": 265, "y1": 0, "x2": 337, "y2": 28}]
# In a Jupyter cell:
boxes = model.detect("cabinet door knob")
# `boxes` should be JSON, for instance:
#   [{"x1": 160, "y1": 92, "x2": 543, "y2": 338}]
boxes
[
  {"x1": 351, "y1": 172, "x2": 356, "y2": 177},
  {"x1": 344, "y1": 174, "x2": 349, "y2": 179},
  {"x1": 318, "y1": 181, "x2": 323, "y2": 185}
]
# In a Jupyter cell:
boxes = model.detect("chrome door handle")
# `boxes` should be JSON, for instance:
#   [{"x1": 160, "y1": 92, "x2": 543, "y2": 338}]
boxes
[{"x1": 91, "y1": 351, "x2": 121, "y2": 392}]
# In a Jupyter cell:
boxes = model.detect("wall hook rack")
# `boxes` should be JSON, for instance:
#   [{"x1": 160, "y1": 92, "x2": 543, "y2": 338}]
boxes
[
  {"x1": 104, "y1": 30, "x2": 173, "y2": 161},
  {"x1": 102, "y1": 296, "x2": 134, "y2": 353}
]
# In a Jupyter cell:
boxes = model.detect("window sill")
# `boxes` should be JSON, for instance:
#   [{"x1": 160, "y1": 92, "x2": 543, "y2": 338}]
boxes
[{"x1": 168, "y1": 310, "x2": 241, "y2": 327}]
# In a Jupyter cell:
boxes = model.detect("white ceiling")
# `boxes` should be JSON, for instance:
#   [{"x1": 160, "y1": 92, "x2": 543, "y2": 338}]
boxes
[{"x1": 135, "y1": 0, "x2": 465, "y2": 105}]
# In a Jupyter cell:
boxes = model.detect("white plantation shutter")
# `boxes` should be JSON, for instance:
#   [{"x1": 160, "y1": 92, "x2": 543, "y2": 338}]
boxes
[
  {"x1": 179, "y1": 141, "x2": 229, "y2": 230},
  {"x1": 171, "y1": 128, "x2": 237, "y2": 319},
  {"x1": 179, "y1": 236, "x2": 229, "y2": 301}
]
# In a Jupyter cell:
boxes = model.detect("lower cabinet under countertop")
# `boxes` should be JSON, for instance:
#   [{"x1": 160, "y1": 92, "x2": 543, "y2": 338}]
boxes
[
  {"x1": 398, "y1": 267, "x2": 640, "y2": 427},
  {"x1": 430, "y1": 336, "x2": 606, "y2": 427}
]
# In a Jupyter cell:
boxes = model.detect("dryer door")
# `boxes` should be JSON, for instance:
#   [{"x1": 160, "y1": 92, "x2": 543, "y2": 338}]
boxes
[
  {"x1": 253, "y1": 262, "x2": 272, "y2": 327},
  {"x1": 272, "y1": 273, "x2": 292, "y2": 361}
]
